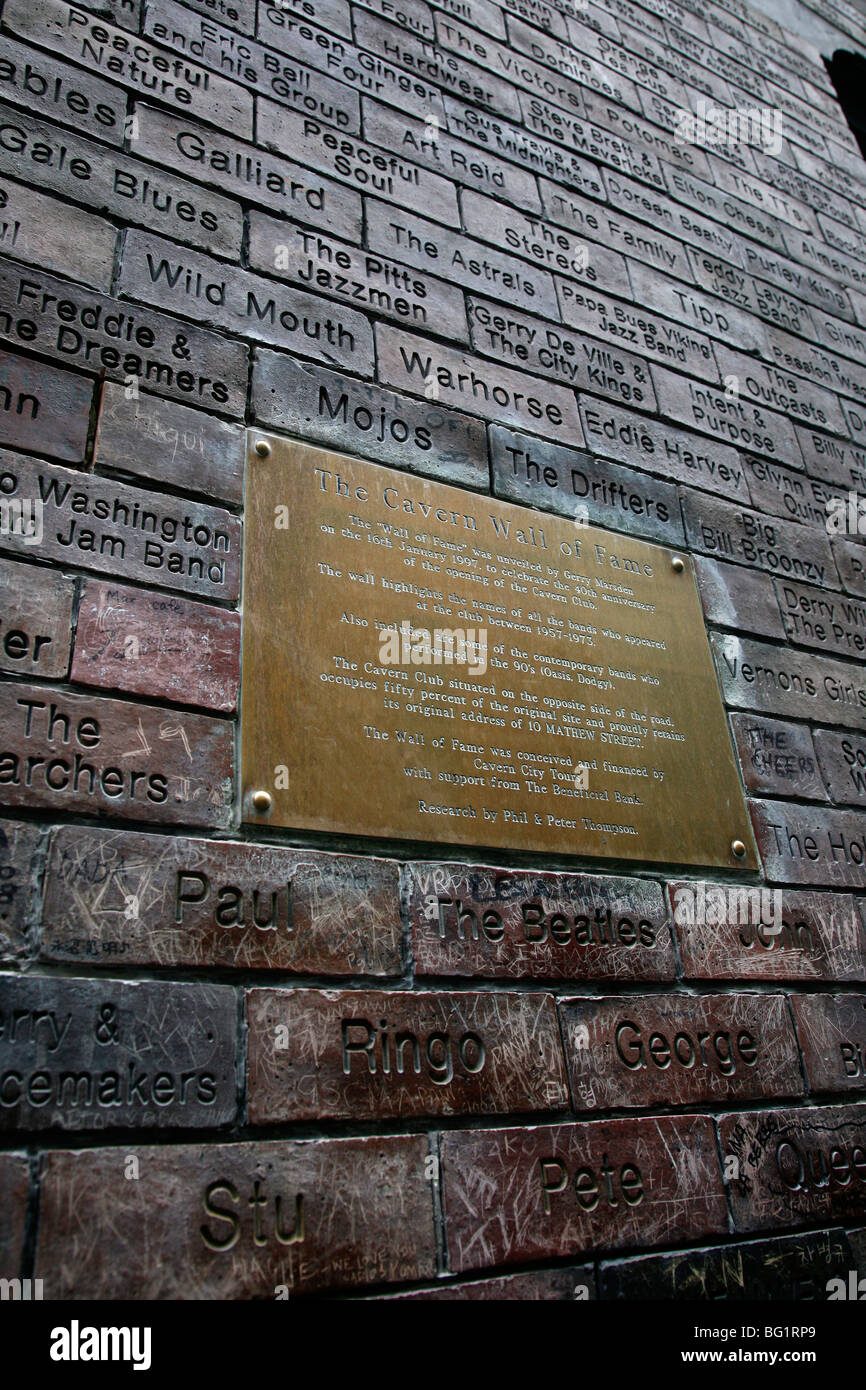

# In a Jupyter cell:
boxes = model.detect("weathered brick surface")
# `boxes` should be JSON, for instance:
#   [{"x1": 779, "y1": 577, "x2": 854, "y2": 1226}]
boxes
[
  {"x1": 36, "y1": 1136, "x2": 436, "y2": 1296},
  {"x1": 560, "y1": 992, "x2": 804, "y2": 1110},
  {"x1": 0, "y1": 556, "x2": 74, "y2": 679},
  {"x1": 246, "y1": 988, "x2": 568, "y2": 1121},
  {"x1": 791, "y1": 994, "x2": 866, "y2": 1093},
  {"x1": 0, "y1": 349, "x2": 92, "y2": 461},
  {"x1": 729, "y1": 711, "x2": 825, "y2": 800},
  {"x1": 0, "y1": 818, "x2": 42, "y2": 964},
  {"x1": 751, "y1": 799, "x2": 866, "y2": 888},
  {"x1": 378, "y1": 1265, "x2": 596, "y2": 1299},
  {"x1": 0, "y1": 1151, "x2": 28, "y2": 1277}
]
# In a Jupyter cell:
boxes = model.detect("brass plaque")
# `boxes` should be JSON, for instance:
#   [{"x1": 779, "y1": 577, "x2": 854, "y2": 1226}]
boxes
[{"x1": 241, "y1": 435, "x2": 758, "y2": 870}]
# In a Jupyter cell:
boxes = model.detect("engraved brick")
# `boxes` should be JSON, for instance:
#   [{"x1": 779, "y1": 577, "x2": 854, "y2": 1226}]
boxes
[
  {"x1": 0, "y1": 34, "x2": 126, "y2": 143},
  {"x1": 36, "y1": 1135, "x2": 435, "y2": 1295},
  {"x1": 659, "y1": 162, "x2": 789, "y2": 256},
  {"x1": 0, "y1": 454, "x2": 240, "y2": 601},
  {"x1": 743, "y1": 453, "x2": 841, "y2": 534},
  {"x1": 682, "y1": 495, "x2": 836, "y2": 586},
  {"x1": 560, "y1": 288, "x2": 717, "y2": 383},
  {"x1": 0, "y1": 174, "x2": 116, "y2": 292},
  {"x1": 0, "y1": 102, "x2": 242, "y2": 258},
  {"x1": 581, "y1": 400, "x2": 749, "y2": 502},
  {"x1": 380, "y1": 1265, "x2": 595, "y2": 1299},
  {"x1": 507, "y1": 17, "x2": 651, "y2": 108},
  {"x1": 0, "y1": 973, "x2": 236, "y2": 1130},
  {"x1": 767, "y1": 326, "x2": 866, "y2": 416},
  {"x1": 408, "y1": 860, "x2": 676, "y2": 980},
  {"x1": 257, "y1": 101, "x2": 460, "y2": 224},
  {"x1": 712, "y1": 634, "x2": 866, "y2": 730},
  {"x1": 71, "y1": 579, "x2": 240, "y2": 711},
  {"x1": 600, "y1": 167, "x2": 744, "y2": 267},
  {"x1": 41, "y1": 827, "x2": 401, "y2": 974},
  {"x1": 842, "y1": 399, "x2": 866, "y2": 451},
  {"x1": 739, "y1": 239, "x2": 854, "y2": 324},
  {"x1": 248, "y1": 211, "x2": 468, "y2": 342},
  {"x1": 4, "y1": 0, "x2": 252, "y2": 133},
  {"x1": 784, "y1": 228, "x2": 866, "y2": 301},
  {"x1": 119, "y1": 229, "x2": 372, "y2": 373},
  {"x1": 729, "y1": 712, "x2": 825, "y2": 801},
  {"x1": 583, "y1": 91, "x2": 714, "y2": 185},
  {"x1": 832, "y1": 538, "x2": 866, "y2": 599},
  {"x1": 775, "y1": 578, "x2": 866, "y2": 660},
  {"x1": 376, "y1": 325, "x2": 582, "y2": 439},
  {"x1": 490, "y1": 424, "x2": 684, "y2": 546},
  {"x1": 365, "y1": 198, "x2": 560, "y2": 319},
  {"x1": 814, "y1": 728, "x2": 866, "y2": 807},
  {"x1": 705, "y1": 154, "x2": 819, "y2": 239},
  {"x1": 439, "y1": 21, "x2": 593, "y2": 118},
  {"x1": 441, "y1": 1115, "x2": 727, "y2": 1271},
  {"x1": 627, "y1": 258, "x2": 769, "y2": 356},
  {"x1": 750, "y1": 800, "x2": 866, "y2": 889},
  {"x1": 671, "y1": 882, "x2": 866, "y2": 982},
  {"x1": 246, "y1": 988, "x2": 568, "y2": 1121},
  {"x1": 720, "y1": 1104, "x2": 866, "y2": 1232},
  {"x1": 519, "y1": 94, "x2": 668, "y2": 190},
  {"x1": 362, "y1": 99, "x2": 540, "y2": 210},
  {"x1": 145, "y1": 0, "x2": 361, "y2": 132},
  {"x1": 0, "y1": 263, "x2": 247, "y2": 417},
  {"x1": 561, "y1": 992, "x2": 803, "y2": 1111},
  {"x1": 470, "y1": 297, "x2": 656, "y2": 411},
  {"x1": 0, "y1": 1152, "x2": 28, "y2": 1276},
  {"x1": 600, "y1": 1228, "x2": 854, "y2": 1299},
  {"x1": 693, "y1": 555, "x2": 785, "y2": 638},
  {"x1": 713, "y1": 344, "x2": 847, "y2": 440},
  {"x1": 540, "y1": 176, "x2": 695, "y2": 284},
  {"x1": 0, "y1": 351, "x2": 88, "y2": 468},
  {"x1": 251, "y1": 351, "x2": 488, "y2": 488},
  {"x1": 0, "y1": 818, "x2": 43, "y2": 963},
  {"x1": 94, "y1": 383, "x2": 245, "y2": 507},
  {"x1": 792, "y1": 994, "x2": 866, "y2": 1094},
  {"x1": 133, "y1": 103, "x2": 359, "y2": 242},
  {"x1": 0, "y1": 681, "x2": 233, "y2": 827},
  {"x1": 655, "y1": 366, "x2": 803, "y2": 465},
  {"x1": 0, "y1": 556, "x2": 74, "y2": 680}
]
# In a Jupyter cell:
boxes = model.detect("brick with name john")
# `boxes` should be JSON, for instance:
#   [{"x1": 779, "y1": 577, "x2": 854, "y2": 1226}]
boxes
[
  {"x1": 0, "y1": 263, "x2": 247, "y2": 417},
  {"x1": 3, "y1": 0, "x2": 253, "y2": 134},
  {"x1": 720, "y1": 1104, "x2": 866, "y2": 1233},
  {"x1": 71, "y1": 579, "x2": 240, "y2": 712},
  {"x1": 247, "y1": 211, "x2": 468, "y2": 341},
  {"x1": 440, "y1": 1114, "x2": 727, "y2": 1272},
  {"x1": 246, "y1": 988, "x2": 568, "y2": 1121},
  {"x1": 132, "y1": 103, "x2": 359, "y2": 243},
  {"x1": 251, "y1": 351, "x2": 488, "y2": 488},
  {"x1": 0, "y1": 33, "x2": 126, "y2": 144},
  {"x1": 560, "y1": 992, "x2": 803, "y2": 1111},
  {"x1": 0, "y1": 453, "x2": 240, "y2": 600},
  {"x1": 0, "y1": 818, "x2": 43, "y2": 964},
  {"x1": 376, "y1": 325, "x2": 583, "y2": 439},
  {"x1": 0, "y1": 349, "x2": 91, "y2": 462},
  {"x1": 490, "y1": 424, "x2": 684, "y2": 547},
  {"x1": 751, "y1": 800, "x2": 866, "y2": 889},
  {"x1": 35, "y1": 1135, "x2": 435, "y2": 1296},
  {"x1": 41, "y1": 827, "x2": 401, "y2": 974},
  {"x1": 791, "y1": 994, "x2": 866, "y2": 1094},
  {"x1": 0, "y1": 556, "x2": 74, "y2": 680},
  {"x1": 0, "y1": 1152, "x2": 27, "y2": 1276},
  {"x1": 119, "y1": 228, "x2": 372, "y2": 373},
  {"x1": 144, "y1": 0, "x2": 361, "y2": 132},
  {"x1": 712, "y1": 634, "x2": 866, "y2": 730},
  {"x1": 408, "y1": 860, "x2": 675, "y2": 980},
  {"x1": 94, "y1": 383, "x2": 245, "y2": 507},
  {"x1": 0, "y1": 101, "x2": 242, "y2": 258},
  {"x1": 0, "y1": 973, "x2": 236, "y2": 1130},
  {"x1": 0, "y1": 681, "x2": 233, "y2": 827},
  {"x1": 364, "y1": 198, "x2": 560, "y2": 320},
  {"x1": 729, "y1": 712, "x2": 825, "y2": 801}
]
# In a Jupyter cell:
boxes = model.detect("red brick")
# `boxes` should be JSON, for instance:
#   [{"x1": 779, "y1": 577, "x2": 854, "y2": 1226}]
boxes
[
  {"x1": 440, "y1": 1115, "x2": 727, "y2": 1272},
  {"x1": 791, "y1": 994, "x2": 866, "y2": 1093},
  {"x1": 409, "y1": 861, "x2": 675, "y2": 980},
  {"x1": 0, "y1": 1151, "x2": 28, "y2": 1277},
  {"x1": 246, "y1": 988, "x2": 568, "y2": 1122},
  {"x1": 750, "y1": 800, "x2": 866, "y2": 888},
  {"x1": 41, "y1": 828, "x2": 401, "y2": 975},
  {"x1": 560, "y1": 993, "x2": 803, "y2": 1111},
  {"x1": 729, "y1": 713, "x2": 825, "y2": 801},
  {"x1": 720, "y1": 1104, "x2": 866, "y2": 1233},
  {"x1": 35, "y1": 1136, "x2": 436, "y2": 1296},
  {"x1": 670, "y1": 882, "x2": 866, "y2": 982},
  {"x1": 0, "y1": 557, "x2": 74, "y2": 680},
  {"x1": 71, "y1": 580, "x2": 240, "y2": 712},
  {"x1": 0, "y1": 682, "x2": 233, "y2": 828}
]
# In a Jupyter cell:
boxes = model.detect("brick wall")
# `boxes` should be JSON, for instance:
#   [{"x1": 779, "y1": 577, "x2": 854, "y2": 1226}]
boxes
[{"x1": 1, "y1": 0, "x2": 865, "y2": 1302}]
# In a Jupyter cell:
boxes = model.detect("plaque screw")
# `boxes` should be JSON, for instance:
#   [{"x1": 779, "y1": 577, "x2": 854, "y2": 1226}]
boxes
[
  {"x1": 671, "y1": 556, "x2": 685, "y2": 573},
  {"x1": 254, "y1": 439, "x2": 271, "y2": 458},
  {"x1": 251, "y1": 790, "x2": 273, "y2": 814},
  {"x1": 731, "y1": 839, "x2": 747, "y2": 858}
]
